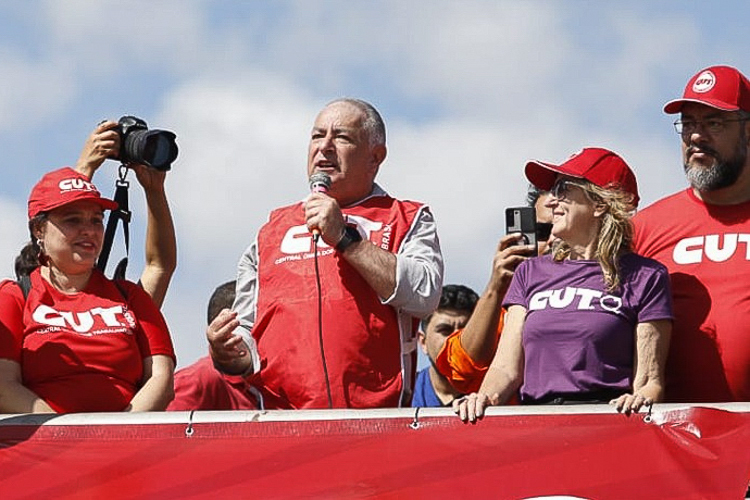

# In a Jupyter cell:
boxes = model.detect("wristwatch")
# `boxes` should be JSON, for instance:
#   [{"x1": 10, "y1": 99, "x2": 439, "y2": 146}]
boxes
[{"x1": 335, "y1": 225, "x2": 362, "y2": 253}]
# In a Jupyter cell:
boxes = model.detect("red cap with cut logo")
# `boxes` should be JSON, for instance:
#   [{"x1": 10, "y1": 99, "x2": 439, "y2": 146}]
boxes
[
  {"x1": 663, "y1": 65, "x2": 750, "y2": 114},
  {"x1": 28, "y1": 167, "x2": 118, "y2": 219},
  {"x1": 525, "y1": 147, "x2": 640, "y2": 208}
]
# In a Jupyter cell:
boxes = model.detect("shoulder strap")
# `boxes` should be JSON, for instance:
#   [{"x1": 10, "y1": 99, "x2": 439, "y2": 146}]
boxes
[{"x1": 97, "y1": 165, "x2": 131, "y2": 280}]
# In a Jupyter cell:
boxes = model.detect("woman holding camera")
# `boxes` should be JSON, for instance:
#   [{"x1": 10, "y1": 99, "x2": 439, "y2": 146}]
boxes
[
  {"x1": 76, "y1": 119, "x2": 177, "y2": 308},
  {"x1": 454, "y1": 148, "x2": 673, "y2": 422},
  {"x1": 0, "y1": 167, "x2": 175, "y2": 413}
]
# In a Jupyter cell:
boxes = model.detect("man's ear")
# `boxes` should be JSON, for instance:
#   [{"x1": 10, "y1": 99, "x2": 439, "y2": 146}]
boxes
[
  {"x1": 371, "y1": 144, "x2": 386, "y2": 169},
  {"x1": 417, "y1": 331, "x2": 427, "y2": 353}
]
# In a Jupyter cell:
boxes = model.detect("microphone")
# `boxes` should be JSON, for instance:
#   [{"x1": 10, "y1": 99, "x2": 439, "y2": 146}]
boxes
[
  {"x1": 309, "y1": 172, "x2": 331, "y2": 194},
  {"x1": 308, "y1": 171, "x2": 335, "y2": 407},
  {"x1": 309, "y1": 172, "x2": 332, "y2": 239}
]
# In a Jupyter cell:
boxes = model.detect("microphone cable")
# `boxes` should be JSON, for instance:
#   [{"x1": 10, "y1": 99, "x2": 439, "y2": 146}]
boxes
[{"x1": 313, "y1": 233, "x2": 334, "y2": 409}]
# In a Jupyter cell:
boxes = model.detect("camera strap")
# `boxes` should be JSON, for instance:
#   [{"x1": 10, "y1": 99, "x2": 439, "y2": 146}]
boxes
[{"x1": 96, "y1": 165, "x2": 131, "y2": 280}]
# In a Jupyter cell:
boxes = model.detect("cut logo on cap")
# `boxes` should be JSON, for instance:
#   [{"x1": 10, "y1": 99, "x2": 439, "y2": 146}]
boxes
[
  {"x1": 692, "y1": 70, "x2": 716, "y2": 93},
  {"x1": 58, "y1": 177, "x2": 98, "y2": 193}
]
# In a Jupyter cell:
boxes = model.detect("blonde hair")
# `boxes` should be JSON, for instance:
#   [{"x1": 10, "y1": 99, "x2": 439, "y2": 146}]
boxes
[{"x1": 551, "y1": 181, "x2": 636, "y2": 291}]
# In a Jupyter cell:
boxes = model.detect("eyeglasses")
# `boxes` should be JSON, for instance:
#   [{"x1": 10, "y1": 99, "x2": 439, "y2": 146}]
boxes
[
  {"x1": 535, "y1": 222, "x2": 553, "y2": 241},
  {"x1": 549, "y1": 179, "x2": 588, "y2": 200},
  {"x1": 673, "y1": 118, "x2": 747, "y2": 136}
]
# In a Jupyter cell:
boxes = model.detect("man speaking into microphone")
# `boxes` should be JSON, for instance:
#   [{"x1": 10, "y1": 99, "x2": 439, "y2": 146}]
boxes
[{"x1": 207, "y1": 98, "x2": 444, "y2": 409}]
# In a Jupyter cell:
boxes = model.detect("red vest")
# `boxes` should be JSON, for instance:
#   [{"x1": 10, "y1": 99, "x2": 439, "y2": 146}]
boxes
[{"x1": 252, "y1": 194, "x2": 423, "y2": 409}]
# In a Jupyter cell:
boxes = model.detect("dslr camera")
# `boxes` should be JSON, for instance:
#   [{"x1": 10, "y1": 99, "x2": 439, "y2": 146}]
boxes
[{"x1": 117, "y1": 116, "x2": 179, "y2": 171}]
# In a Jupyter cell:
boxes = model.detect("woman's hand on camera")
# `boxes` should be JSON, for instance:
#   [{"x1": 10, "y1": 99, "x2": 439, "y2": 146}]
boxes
[
  {"x1": 76, "y1": 121, "x2": 121, "y2": 179},
  {"x1": 130, "y1": 163, "x2": 167, "y2": 193}
]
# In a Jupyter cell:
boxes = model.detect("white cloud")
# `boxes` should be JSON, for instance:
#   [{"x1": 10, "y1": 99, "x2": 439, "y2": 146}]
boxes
[
  {"x1": 386, "y1": 2, "x2": 572, "y2": 115},
  {"x1": 41, "y1": 0, "x2": 208, "y2": 74},
  {"x1": 0, "y1": 51, "x2": 76, "y2": 130},
  {"x1": 0, "y1": 197, "x2": 28, "y2": 280},
  {"x1": 160, "y1": 70, "x2": 318, "y2": 266}
]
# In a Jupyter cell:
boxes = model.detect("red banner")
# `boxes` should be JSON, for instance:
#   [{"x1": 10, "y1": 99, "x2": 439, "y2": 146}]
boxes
[{"x1": 0, "y1": 405, "x2": 748, "y2": 499}]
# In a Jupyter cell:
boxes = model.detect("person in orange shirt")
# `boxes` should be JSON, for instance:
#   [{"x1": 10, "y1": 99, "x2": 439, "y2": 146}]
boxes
[{"x1": 435, "y1": 187, "x2": 553, "y2": 394}]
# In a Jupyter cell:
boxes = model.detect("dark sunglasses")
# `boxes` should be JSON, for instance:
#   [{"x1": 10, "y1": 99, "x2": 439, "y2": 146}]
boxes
[
  {"x1": 550, "y1": 179, "x2": 589, "y2": 200},
  {"x1": 536, "y1": 222, "x2": 553, "y2": 241}
]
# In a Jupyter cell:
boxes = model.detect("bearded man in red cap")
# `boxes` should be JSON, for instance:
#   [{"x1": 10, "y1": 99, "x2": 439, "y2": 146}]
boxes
[{"x1": 633, "y1": 65, "x2": 750, "y2": 402}]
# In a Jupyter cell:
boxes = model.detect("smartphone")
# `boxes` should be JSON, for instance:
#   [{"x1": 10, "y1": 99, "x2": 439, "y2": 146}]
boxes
[{"x1": 505, "y1": 206, "x2": 537, "y2": 256}]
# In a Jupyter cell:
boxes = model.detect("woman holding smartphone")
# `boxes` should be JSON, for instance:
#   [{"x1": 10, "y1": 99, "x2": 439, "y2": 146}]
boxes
[{"x1": 454, "y1": 148, "x2": 673, "y2": 421}]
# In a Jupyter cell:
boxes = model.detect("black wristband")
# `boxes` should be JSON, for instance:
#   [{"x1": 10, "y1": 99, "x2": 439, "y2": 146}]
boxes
[{"x1": 335, "y1": 225, "x2": 362, "y2": 253}]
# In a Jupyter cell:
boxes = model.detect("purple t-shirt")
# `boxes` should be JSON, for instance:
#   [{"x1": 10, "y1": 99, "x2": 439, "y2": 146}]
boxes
[{"x1": 503, "y1": 253, "x2": 673, "y2": 403}]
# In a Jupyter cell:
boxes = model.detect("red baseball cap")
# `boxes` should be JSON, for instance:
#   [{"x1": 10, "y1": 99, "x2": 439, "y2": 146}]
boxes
[
  {"x1": 525, "y1": 147, "x2": 640, "y2": 208},
  {"x1": 663, "y1": 65, "x2": 750, "y2": 114},
  {"x1": 28, "y1": 167, "x2": 118, "y2": 219}
]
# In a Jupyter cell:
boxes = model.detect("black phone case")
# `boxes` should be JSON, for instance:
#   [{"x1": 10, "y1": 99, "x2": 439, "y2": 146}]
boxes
[{"x1": 505, "y1": 206, "x2": 537, "y2": 255}]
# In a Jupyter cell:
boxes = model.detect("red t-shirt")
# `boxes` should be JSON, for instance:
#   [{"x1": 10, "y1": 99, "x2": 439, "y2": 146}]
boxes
[
  {"x1": 633, "y1": 188, "x2": 750, "y2": 402},
  {"x1": 168, "y1": 356, "x2": 257, "y2": 411},
  {"x1": 0, "y1": 268, "x2": 175, "y2": 412}
]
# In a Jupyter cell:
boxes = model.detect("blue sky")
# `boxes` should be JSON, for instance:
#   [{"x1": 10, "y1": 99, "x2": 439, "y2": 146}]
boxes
[{"x1": 1, "y1": 1, "x2": 749, "y2": 369}]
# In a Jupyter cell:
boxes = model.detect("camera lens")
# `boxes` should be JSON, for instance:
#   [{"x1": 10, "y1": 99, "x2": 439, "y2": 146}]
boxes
[
  {"x1": 118, "y1": 116, "x2": 178, "y2": 171},
  {"x1": 122, "y1": 129, "x2": 178, "y2": 171}
]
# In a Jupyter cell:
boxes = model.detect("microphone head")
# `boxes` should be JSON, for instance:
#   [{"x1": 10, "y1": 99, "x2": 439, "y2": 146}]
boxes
[{"x1": 309, "y1": 172, "x2": 332, "y2": 193}]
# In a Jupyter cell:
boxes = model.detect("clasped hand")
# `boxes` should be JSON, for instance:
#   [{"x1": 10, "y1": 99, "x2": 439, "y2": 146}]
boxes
[{"x1": 304, "y1": 192, "x2": 346, "y2": 247}]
